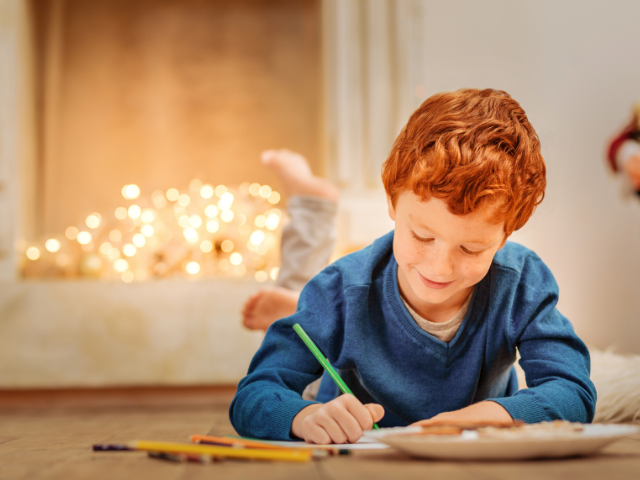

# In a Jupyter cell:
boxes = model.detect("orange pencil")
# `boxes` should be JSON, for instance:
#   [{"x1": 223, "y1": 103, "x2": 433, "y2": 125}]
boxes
[{"x1": 191, "y1": 434, "x2": 290, "y2": 450}]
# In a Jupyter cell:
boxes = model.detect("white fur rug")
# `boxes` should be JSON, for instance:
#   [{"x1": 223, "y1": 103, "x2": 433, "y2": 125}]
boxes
[{"x1": 514, "y1": 348, "x2": 640, "y2": 423}]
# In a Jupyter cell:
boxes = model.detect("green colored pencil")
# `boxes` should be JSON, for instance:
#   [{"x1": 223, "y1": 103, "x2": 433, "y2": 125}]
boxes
[{"x1": 293, "y1": 323, "x2": 379, "y2": 430}]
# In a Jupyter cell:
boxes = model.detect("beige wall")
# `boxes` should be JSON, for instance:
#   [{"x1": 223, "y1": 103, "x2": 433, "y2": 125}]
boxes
[
  {"x1": 33, "y1": 0, "x2": 321, "y2": 236},
  {"x1": 418, "y1": 0, "x2": 640, "y2": 353}
]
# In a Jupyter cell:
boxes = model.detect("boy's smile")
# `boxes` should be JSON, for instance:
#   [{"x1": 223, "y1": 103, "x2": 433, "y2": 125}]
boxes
[{"x1": 388, "y1": 192, "x2": 507, "y2": 323}]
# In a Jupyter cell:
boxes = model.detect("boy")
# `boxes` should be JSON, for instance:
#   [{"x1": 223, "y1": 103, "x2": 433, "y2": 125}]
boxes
[{"x1": 230, "y1": 88, "x2": 596, "y2": 444}]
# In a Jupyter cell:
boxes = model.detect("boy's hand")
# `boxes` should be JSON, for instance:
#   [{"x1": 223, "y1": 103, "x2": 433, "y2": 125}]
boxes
[
  {"x1": 291, "y1": 395, "x2": 384, "y2": 444},
  {"x1": 411, "y1": 401, "x2": 514, "y2": 427}
]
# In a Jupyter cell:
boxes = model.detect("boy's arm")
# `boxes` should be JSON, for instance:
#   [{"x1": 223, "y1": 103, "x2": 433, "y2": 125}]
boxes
[
  {"x1": 489, "y1": 306, "x2": 596, "y2": 424},
  {"x1": 487, "y1": 255, "x2": 596, "y2": 424},
  {"x1": 229, "y1": 267, "x2": 344, "y2": 440}
]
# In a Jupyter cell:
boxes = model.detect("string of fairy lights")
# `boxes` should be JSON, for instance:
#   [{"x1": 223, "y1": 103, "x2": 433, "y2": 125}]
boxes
[{"x1": 21, "y1": 179, "x2": 283, "y2": 283}]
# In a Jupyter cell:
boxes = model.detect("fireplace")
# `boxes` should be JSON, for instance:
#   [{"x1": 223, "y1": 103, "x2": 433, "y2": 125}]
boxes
[{"x1": 0, "y1": 0, "x2": 424, "y2": 387}]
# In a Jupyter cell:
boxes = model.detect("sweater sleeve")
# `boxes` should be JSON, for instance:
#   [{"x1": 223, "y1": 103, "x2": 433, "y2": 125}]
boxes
[
  {"x1": 489, "y1": 254, "x2": 597, "y2": 424},
  {"x1": 229, "y1": 267, "x2": 345, "y2": 440}
]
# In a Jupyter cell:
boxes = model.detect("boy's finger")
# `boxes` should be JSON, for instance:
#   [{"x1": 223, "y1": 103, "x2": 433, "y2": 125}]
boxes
[
  {"x1": 331, "y1": 406, "x2": 364, "y2": 443},
  {"x1": 315, "y1": 412, "x2": 348, "y2": 444},
  {"x1": 304, "y1": 422, "x2": 332, "y2": 445},
  {"x1": 364, "y1": 403, "x2": 385, "y2": 423},
  {"x1": 344, "y1": 398, "x2": 375, "y2": 431}
]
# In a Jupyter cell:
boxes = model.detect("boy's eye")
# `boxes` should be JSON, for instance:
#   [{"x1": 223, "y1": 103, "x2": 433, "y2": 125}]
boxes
[
  {"x1": 461, "y1": 247, "x2": 483, "y2": 257},
  {"x1": 411, "y1": 231, "x2": 433, "y2": 243}
]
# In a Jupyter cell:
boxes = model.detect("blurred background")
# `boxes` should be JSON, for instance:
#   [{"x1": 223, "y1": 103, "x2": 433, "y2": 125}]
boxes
[{"x1": 0, "y1": 0, "x2": 639, "y2": 397}]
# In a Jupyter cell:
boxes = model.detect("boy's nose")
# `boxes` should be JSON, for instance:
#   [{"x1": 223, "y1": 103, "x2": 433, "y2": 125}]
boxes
[{"x1": 425, "y1": 247, "x2": 454, "y2": 279}]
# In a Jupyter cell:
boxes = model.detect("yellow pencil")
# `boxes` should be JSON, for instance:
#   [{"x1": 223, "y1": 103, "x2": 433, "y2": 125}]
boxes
[{"x1": 127, "y1": 440, "x2": 312, "y2": 463}]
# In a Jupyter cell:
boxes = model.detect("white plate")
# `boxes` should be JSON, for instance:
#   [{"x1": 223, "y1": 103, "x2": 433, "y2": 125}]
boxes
[{"x1": 379, "y1": 424, "x2": 638, "y2": 461}]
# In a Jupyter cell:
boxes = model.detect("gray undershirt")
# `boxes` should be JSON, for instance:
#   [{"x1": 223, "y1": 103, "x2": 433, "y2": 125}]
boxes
[{"x1": 401, "y1": 291, "x2": 472, "y2": 343}]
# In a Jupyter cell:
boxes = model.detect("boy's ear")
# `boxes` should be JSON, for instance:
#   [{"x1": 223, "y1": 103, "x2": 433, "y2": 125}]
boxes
[{"x1": 387, "y1": 196, "x2": 396, "y2": 221}]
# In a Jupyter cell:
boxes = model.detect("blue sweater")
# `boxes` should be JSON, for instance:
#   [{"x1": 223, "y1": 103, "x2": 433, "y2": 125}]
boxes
[{"x1": 230, "y1": 232, "x2": 596, "y2": 440}]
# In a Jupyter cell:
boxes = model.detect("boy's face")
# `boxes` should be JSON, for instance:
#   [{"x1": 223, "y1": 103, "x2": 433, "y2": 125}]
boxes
[{"x1": 388, "y1": 192, "x2": 507, "y2": 312}]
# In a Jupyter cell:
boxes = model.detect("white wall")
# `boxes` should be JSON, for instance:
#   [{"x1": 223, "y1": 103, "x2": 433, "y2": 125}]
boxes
[{"x1": 418, "y1": 0, "x2": 640, "y2": 353}]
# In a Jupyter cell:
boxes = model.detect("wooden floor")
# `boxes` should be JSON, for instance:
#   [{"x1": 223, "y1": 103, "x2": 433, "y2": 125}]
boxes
[{"x1": 1, "y1": 399, "x2": 639, "y2": 480}]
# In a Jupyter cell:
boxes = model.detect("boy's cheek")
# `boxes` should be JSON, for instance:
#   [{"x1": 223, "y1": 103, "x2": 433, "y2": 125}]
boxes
[{"x1": 459, "y1": 261, "x2": 492, "y2": 284}]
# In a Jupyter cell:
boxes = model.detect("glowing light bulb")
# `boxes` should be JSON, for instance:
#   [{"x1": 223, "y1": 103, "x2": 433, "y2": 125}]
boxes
[
  {"x1": 123, "y1": 244, "x2": 137, "y2": 257},
  {"x1": 239, "y1": 182, "x2": 250, "y2": 195},
  {"x1": 26, "y1": 246, "x2": 40, "y2": 260},
  {"x1": 85, "y1": 255, "x2": 102, "y2": 271},
  {"x1": 255, "y1": 271, "x2": 268, "y2": 282},
  {"x1": 173, "y1": 204, "x2": 185, "y2": 214},
  {"x1": 45, "y1": 239, "x2": 61, "y2": 253},
  {"x1": 108, "y1": 248, "x2": 120, "y2": 261},
  {"x1": 250, "y1": 230, "x2": 266, "y2": 245},
  {"x1": 183, "y1": 227, "x2": 198, "y2": 242},
  {"x1": 249, "y1": 183, "x2": 261, "y2": 196},
  {"x1": 109, "y1": 229, "x2": 122, "y2": 242},
  {"x1": 268, "y1": 191, "x2": 281, "y2": 204},
  {"x1": 114, "y1": 259, "x2": 128, "y2": 272},
  {"x1": 166, "y1": 188, "x2": 179, "y2": 201},
  {"x1": 65, "y1": 226, "x2": 79, "y2": 240},
  {"x1": 128, "y1": 205, "x2": 141, "y2": 219},
  {"x1": 200, "y1": 184, "x2": 214, "y2": 199},
  {"x1": 205, "y1": 205, "x2": 219, "y2": 218},
  {"x1": 259, "y1": 185, "x2": 272, "y2": 198},
  {"x1": 270, "y1": 267, "x2": 280, "y2": 280},
  {"x1": 132, "y1": 233, "x2": 145, "y2": 247},
  {"x1": 254, "y1": 215, "x2": 266, "y2": 228},
  {"x1": 200, "y1": 240, "x2": 213, "y2": 253},
  {"x1": 186, "y1": 261, "x2": 200, "y2": 275},
  {"x1": 217, "y1": 192, "x2": 234, "y2": 210},
  {"x1": 221, "y1": 240, "x2": 234, "y2": 252},
  {"x1": 220, "y1": 210, "x2": 234, "y2": 222},
  {"x1": 100, "y1": 242, "x2": 112, "y2": 255},
  {"x1": 189, "y1": 214, "x2": 202, "y2": 228},
  {"x1": 177, "y1": 194, "x2": 190, "y2": 206},
  {"x1": 86, "y1": 213, "x2": 102, "y2": 229},
  {"x1": 141, "y1": 224, "x2": 154, "y2": 237},
  {"x1": 206, "y1": 220, "x2": 219, "y2": 233},
  {"x1": 215, "y1": 185, "x2": 227, "y2": 197},
  {"x1": 266, "y1": 214, "x2": 279, "y2": 230},
  {"x1": 77, "y1": 231, "x2": 92, "y2": 245},
  {"x1": 121, "y1": 184, "x2": 140, "y2": 200},
  {"x1": 115, "y1": 207, "x2": 128, "y2": 220},
  {"x1": 178, "y1": 215, "x2": 190, "y2": 228},
  {"x1": 122, "y1": 271, "x2": 134, "y2": 283},
  {"x1": 141, "y1": 210, "x2": 155, "y2": 223},
  {"x1": 230, "y1": 252, "x2": 243, "y2": 266}
]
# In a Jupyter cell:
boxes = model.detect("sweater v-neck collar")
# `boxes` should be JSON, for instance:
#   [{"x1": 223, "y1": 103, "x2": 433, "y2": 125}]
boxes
[{"x1": 384, "y1": 254, "x2": 488, "y2": 365}]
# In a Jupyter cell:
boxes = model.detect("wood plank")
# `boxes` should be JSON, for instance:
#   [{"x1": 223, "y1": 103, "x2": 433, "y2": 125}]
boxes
[{"x1": 1, "y1": 406, "x2": 639, "y2": 480}]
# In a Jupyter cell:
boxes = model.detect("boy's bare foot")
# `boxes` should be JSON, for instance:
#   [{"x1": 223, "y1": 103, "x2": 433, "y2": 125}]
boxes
[
  {"x1": 242, "y1": 286, "x2": 300, "y2": 331},
  {"x1": 261, "y1": 149, "x2": 340, "y2": 202}
]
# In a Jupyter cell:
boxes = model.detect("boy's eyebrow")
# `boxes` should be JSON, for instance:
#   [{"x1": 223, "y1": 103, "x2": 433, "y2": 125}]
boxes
[{"x1": 409, "y1": 215, "x2": 496, "y2": 245}]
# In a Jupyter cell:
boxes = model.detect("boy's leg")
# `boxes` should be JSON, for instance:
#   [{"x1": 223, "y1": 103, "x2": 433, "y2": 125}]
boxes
[
  {"x1": 241, "y1": 149, "x2": 339, "y2": 331},
  {"x1": 276, "y1": 195, "x2": 338, "y2": 292}
]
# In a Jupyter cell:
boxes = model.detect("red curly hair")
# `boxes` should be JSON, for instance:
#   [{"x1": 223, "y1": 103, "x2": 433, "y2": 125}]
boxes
[{"x1": 382, "y1": 88, "x2": 546, "y2": 236}]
